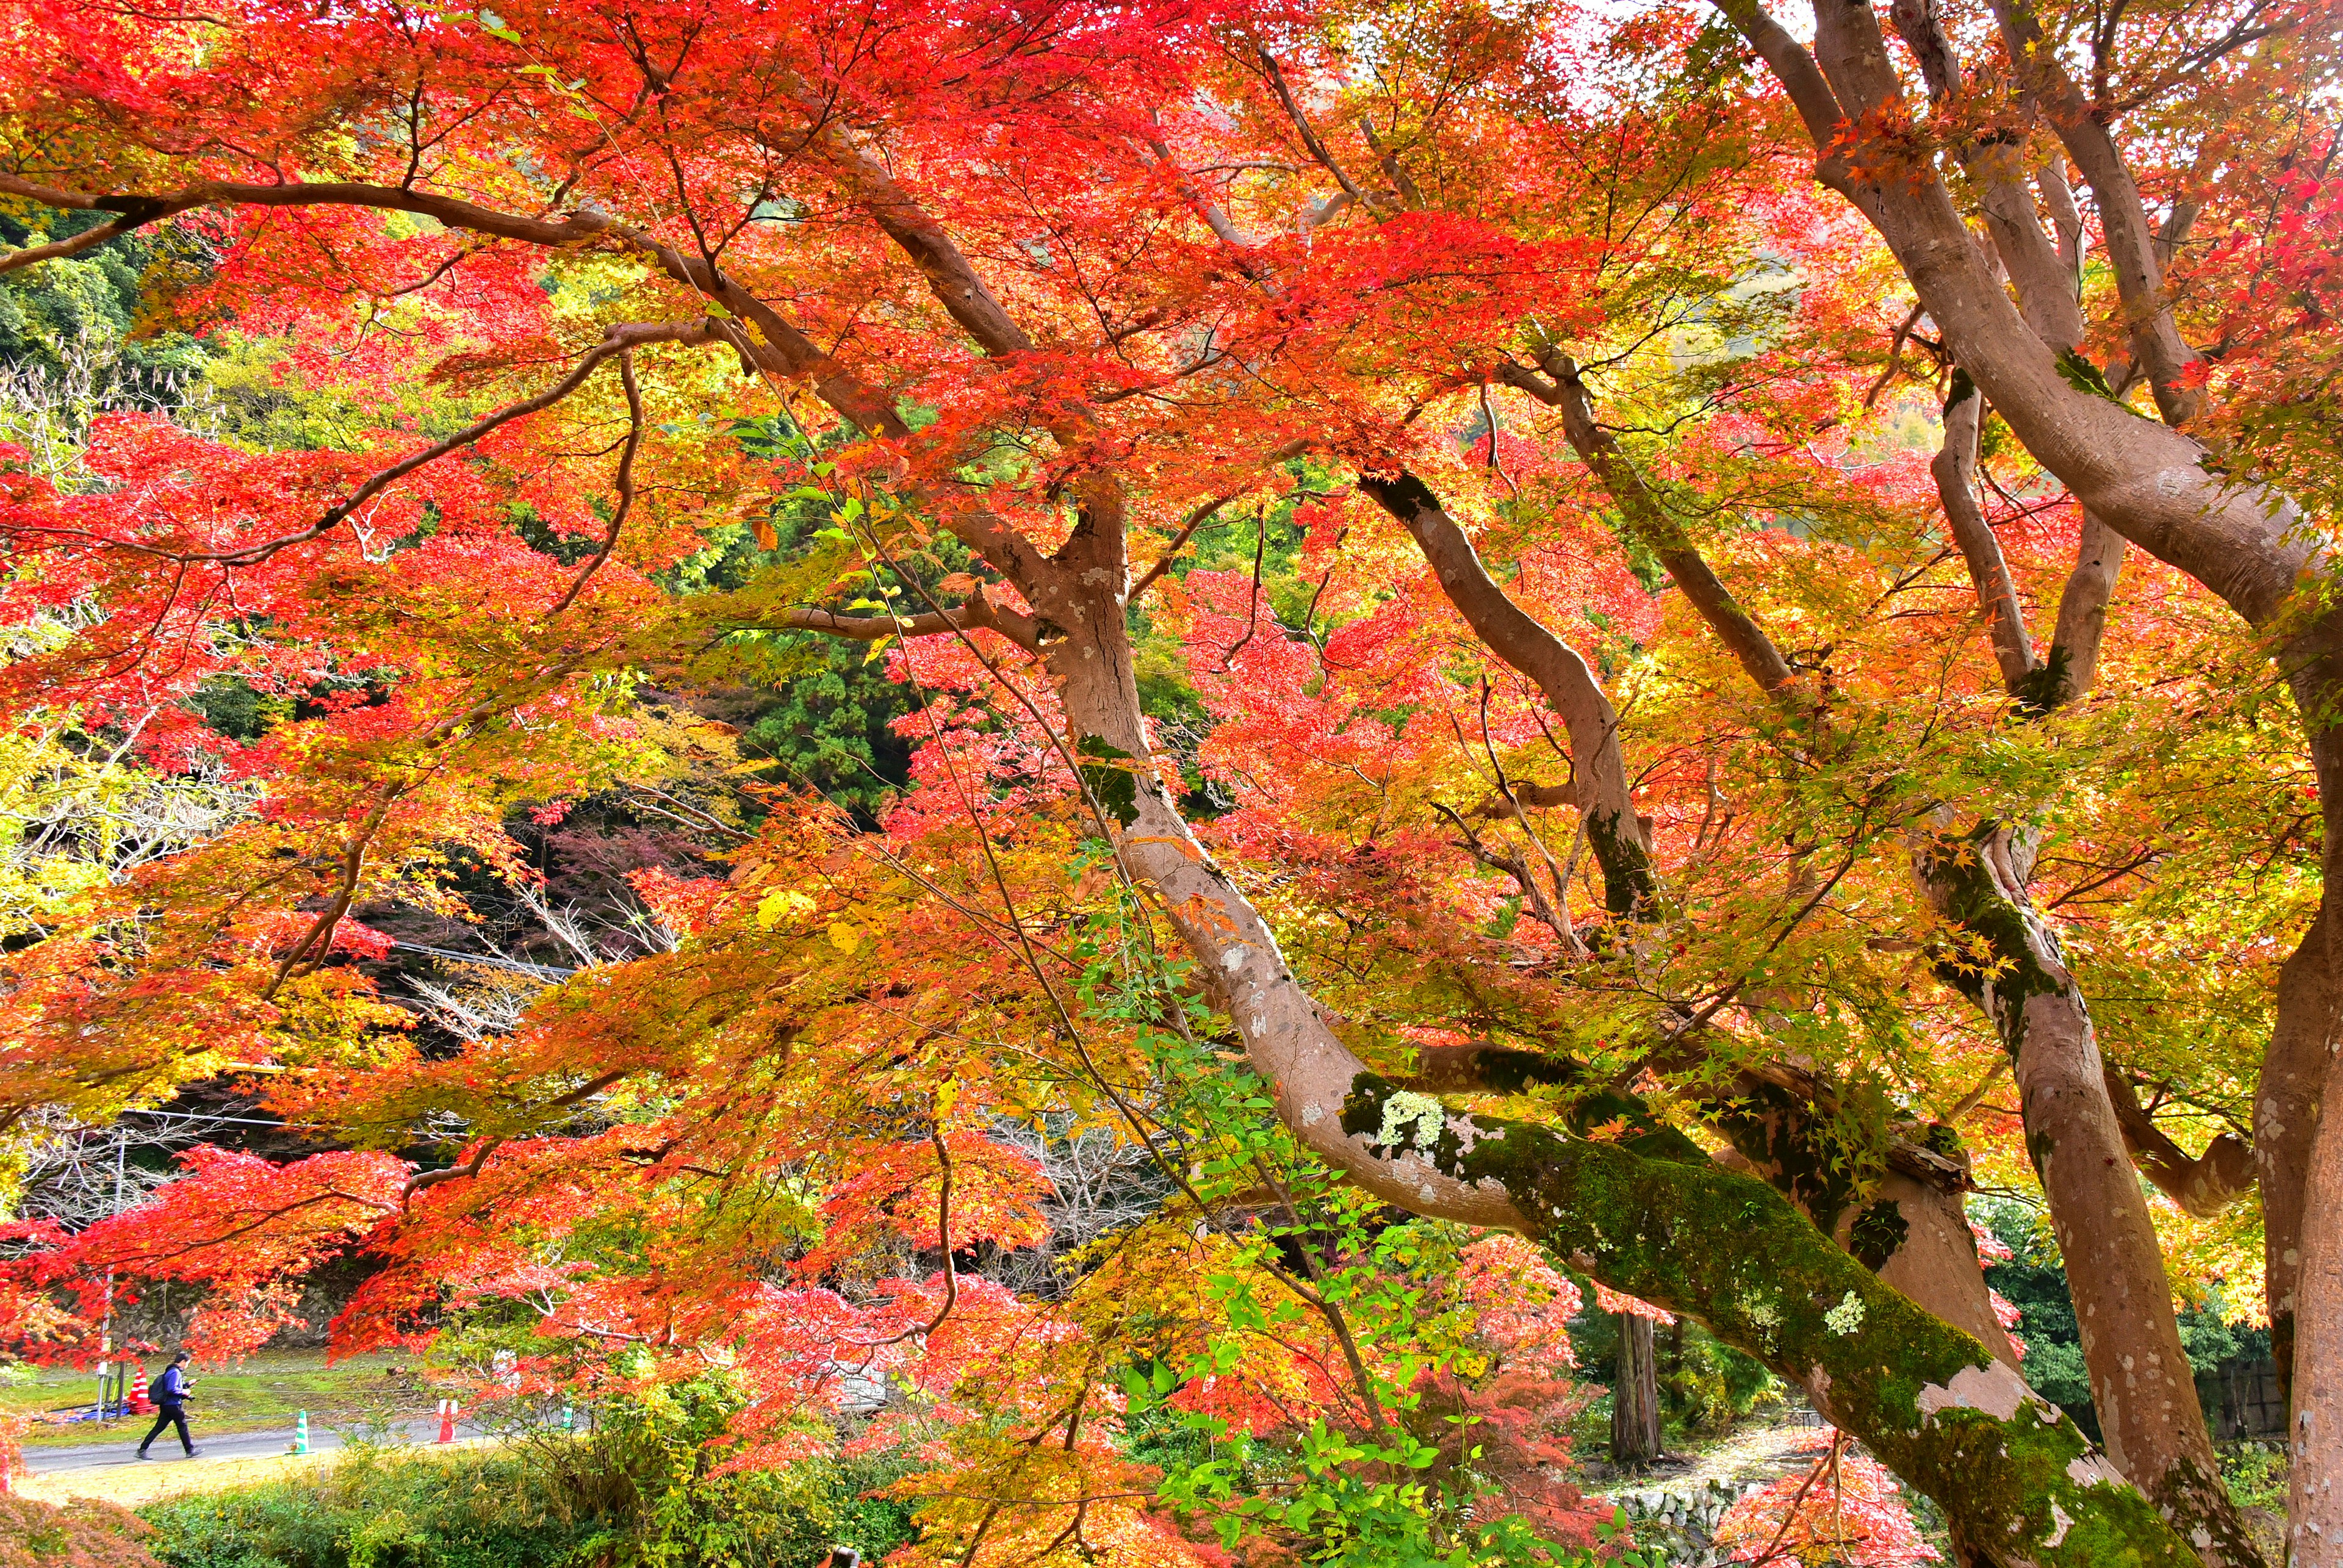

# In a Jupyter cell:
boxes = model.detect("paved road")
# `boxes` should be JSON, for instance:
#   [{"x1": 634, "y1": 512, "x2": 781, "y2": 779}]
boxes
[{"x1": 24, "y1": 1414, "x2": 481, "y2": 1475}]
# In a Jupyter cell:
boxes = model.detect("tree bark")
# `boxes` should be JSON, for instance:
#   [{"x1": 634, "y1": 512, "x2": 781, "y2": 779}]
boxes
[
  {"x1": 1862, "y1": 1169, "x2": 2024, "y2": 1368},
  {"x1": 1497, "y1": 351, "x2": 1796, "y2": 696},
  {"x1": 1915, "y1": 821, "x2": 2253, "y2": 1566},
  {"x1": 1721, "y1": 0, "x2": 2309, "y2": 625},
  {"x1": 1985, "y1": 0, "x2": 2203, "y2": 428},
  {"x1": 1935, "y1": 376, "x2": 2037, "y2": 691},
  {"x1": 1921, "y1": 287, "x2": 2251, "y2": 1556},
  {"x1": 2103, "y1": 1069, "x2": 2256, "y2": 1221},
  {"x1": 1612, "y1": 1312, "x2": 1665, "y2": 1466},
  {"x1": 2289, "y1": 1050, "x2": 2343, "y2": 1566},
  {"x1": 2268, "y1": 725, "x2": 2343, "y2": 1406},
  {"x1": 2042, "y1": 516, "x2": 2125, "y2": 710}
]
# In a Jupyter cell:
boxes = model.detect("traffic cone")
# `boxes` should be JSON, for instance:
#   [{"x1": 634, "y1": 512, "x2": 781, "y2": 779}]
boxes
[
  {"x1": 436, "y1": 1398, "x2": 456, "y2": 1443},
  {"x1": 127, "y1": 1361, "x2": 151, "y2": 1413}
]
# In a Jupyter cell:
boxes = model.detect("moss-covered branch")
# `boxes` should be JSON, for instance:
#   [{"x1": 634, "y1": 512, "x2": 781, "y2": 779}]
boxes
[{"x1": 1339, "y1": 1073, "x2": 2203, "y2": 1568}]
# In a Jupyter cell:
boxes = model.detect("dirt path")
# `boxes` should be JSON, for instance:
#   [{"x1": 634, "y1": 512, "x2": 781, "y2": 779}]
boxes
[
  {"x1": 1581, "y1": 1413, "x2": 1821, "y2": 1501},
  {"x1": 1574, "y1": 1416, "x2": 1829, "y2": 1567},
  {"x1": 1645, "y1": 1419, "x2": 1818, "y2": 1494}
]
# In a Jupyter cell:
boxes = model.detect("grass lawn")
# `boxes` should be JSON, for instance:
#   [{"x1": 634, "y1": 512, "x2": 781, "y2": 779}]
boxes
[
  {"x1": 2, "y1": 1350, "x2": 430, "y2": 1448},
  {"x1": 17, "y1": 1435, "x2": 502, "y2": 1509}
]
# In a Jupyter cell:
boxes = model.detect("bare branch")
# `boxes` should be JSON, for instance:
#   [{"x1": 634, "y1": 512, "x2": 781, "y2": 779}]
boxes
[
  {"x1": 548, "y1": 350, "x2": 646, "y2": 613},
  {"x1": 1934, "y1": 378, "x2": 2038, "y2": 689}
]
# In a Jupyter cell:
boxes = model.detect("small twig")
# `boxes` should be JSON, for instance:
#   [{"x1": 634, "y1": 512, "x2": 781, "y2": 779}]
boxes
[
  {"x1": 1748, "y1": 1430, "x2": 1839, "y2": 1568},
  {"x1": 847, "y1": 1125, "x2": 959, "y2": 1347},
  {"x1": 403, "y1": 1137, "x2": 504, "y2": 1208},
  {"x1": 1862, "y1": 303, "x2": 1928, "y2": 409},
  {"x1": 1947, "y1": 1059, "x2": 2010, "y2": 1121},
  {"x1": 549, "y1": 351, "x2": 644, "y2": 613},
  {"x1": 1216, "y1": 515, "x2": 1270, "y2": 672},
  {"x1": 1127, "y1": 438, "x2": 1311, "y2": 600},
  {"x1": 1245, "y1": 1156, "x2": 1388, "y2": 1434}
]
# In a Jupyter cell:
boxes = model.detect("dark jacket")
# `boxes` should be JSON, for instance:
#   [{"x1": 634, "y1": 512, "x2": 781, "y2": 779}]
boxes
[{"x1": 155, "y1": 1365, "x2": 188, "y2": 1405}]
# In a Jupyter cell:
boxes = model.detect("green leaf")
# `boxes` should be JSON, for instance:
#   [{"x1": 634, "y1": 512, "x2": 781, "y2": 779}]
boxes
[{"x1": 2056, "y1": 347, "x2": 2123, "y2": 403}]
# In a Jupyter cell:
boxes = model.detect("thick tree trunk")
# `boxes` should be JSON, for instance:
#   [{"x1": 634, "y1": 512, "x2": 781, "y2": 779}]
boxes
[
  {"x1": 1923, "y1": 364, "x2": 2244, "y2": 1551},
  {"x1": 2269, "y1": 904, "x2": 2341, "y2": 1405},
  {"x1": 1714, "y1": 1070, "x2": 2024, "y2": 1367},
  {"x1": 2267, "y1": 721, "x2": 2343, "y2": 1406},
  {"x1": 1861, "y1": 1170, "x2": 2023, "y2": 1368},
  {"x1": 1612, "y1": 1313, "x2": 1665, "y2": 1466},
  {"x1": 1916, "y1": 822, "x2": 2251, "y2": 1565},
  {"x1": 2290, "y1": 1052, "x2": 2343, "y2": 1566}
]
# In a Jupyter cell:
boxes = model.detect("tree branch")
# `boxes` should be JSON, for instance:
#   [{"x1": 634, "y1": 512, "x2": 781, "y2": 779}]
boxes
[
  {"x1": 549, "y1": 350, "x2": 646, "y2": 613},
  {"x1": 2103, "y1": 1067, "x2": 2256, "y2": 1217},
  {"x1": 1357, "y1": 467, "x2": 1657, "y2": 914},
  {"x1": 767, "y1": 583, "x2": 1043, "y2": 654},
  {"x1": 1253, "y1": 48, "x2": 1375, "y2": 211},
  {"x1": 1934, "y1": 375, "x2": 2038, "y2": 689},
  {"x1": 1503, "y1": 351, "x2": 1797, "y2": 695}
]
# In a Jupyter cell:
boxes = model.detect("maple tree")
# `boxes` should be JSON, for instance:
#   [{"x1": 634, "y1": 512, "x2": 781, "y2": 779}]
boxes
[{"x1": 0, "y1": 0, "x2": 2337, "y2": 1564}]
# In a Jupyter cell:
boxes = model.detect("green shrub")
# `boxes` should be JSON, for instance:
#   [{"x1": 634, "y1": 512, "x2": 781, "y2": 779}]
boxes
[
  {"x1": 139, "y1": 1448, "x2": 594, "y2": 1568},
  {"x1": 2220, "y1": 1440, "x2": 2289, "y2": 1513},
  {"x1": 1663, "y1": 1327, "x2": 1780, "y2": 1435},
  {"x1": 139, "y1": 1372, "x2": 919, "y2": 1568},
  {"x1": 550, "y1": 1372, "x2": 913, "y2": 1567}
]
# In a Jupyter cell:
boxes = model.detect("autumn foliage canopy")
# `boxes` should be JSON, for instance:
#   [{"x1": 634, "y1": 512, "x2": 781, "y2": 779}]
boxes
[{"x1": 0, "y1": 0, "x2": 2339, "y2": 1563}]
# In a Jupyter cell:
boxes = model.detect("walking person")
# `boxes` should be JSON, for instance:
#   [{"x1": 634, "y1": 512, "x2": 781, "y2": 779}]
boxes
[{"x1": 136, "y1": 1352, "x2": 201, "y2": 1460}]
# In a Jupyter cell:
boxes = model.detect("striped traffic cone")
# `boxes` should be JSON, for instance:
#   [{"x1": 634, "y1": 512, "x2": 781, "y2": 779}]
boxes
[
  {"x1": 126, "y1": 1361, "x2": 151, "y2": 1413},
  {"x1": 436, "y1": 1398, "x2": 456, "y2": 1443}
]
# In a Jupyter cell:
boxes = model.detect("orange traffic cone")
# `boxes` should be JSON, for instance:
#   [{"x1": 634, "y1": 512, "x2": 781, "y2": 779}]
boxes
[
  {"x1": 127, "y1": 1362, "x2": 152, "y2": 1414},
  {"x1": 436, "y1": 1398, "x2": 456, "y2": 1443}
]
